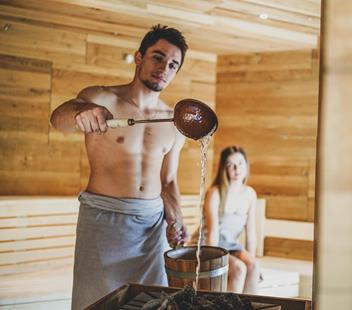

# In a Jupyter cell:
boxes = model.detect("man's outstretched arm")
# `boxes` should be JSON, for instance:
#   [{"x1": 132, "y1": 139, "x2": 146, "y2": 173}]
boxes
[{"x1": 50, "y1": 86, "x2": 113, "y2": 133}]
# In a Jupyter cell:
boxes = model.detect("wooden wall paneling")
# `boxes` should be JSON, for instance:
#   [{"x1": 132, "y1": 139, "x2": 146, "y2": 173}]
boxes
[
  {"x1": 190, "y1": 81, "x2": 216, "y2": 109},
  {"x1": 217, "y1": 50, "x2": 313, "y2": 72},
  {"x1": 86, "y1": 42, "x2": 136, "y2": 75},
  {"x1": 177, "y1": 141, "x2": 214, "y2": 195},
  {"x1": 0, "y1": 54, "x2": 51, "y2": 142},
  {"x1": 214, "y1": 49, "x2": 319, "y2": 259},
  {"x1": 264, "y1": 237, "x2": 313, "y2": 261},
  {"x1": 263, "y1": 195, "x2": 309, "y2": 221},
  {"x1": 0, "y1": 142, "x2": 82, "y2": 195},
  {"x1": 177, "y1": 58, "x2": 217, "y2": 84},
  {"x1": 214, "y1": 128, "x2": 317, "y2": 158},
  {"x1": 159, "y1": 80, "x2": 192, "y2": 107},
  {"x1": 0, "y1": 18, "x2": 86, "y2": 65}
]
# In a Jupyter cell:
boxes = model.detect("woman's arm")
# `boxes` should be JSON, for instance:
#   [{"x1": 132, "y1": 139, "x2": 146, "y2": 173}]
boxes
[
  {"x1": 245, "y1": 188, "x2": 258, "y2": 255},
  {"x1": 204, "y1": 187, "x2": 220, "y2": 246}
]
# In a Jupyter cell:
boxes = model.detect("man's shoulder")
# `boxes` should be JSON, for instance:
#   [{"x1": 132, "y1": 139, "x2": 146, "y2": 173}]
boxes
[{"x1": 77, "y1": 85, "x2": 123, "y2": 105}]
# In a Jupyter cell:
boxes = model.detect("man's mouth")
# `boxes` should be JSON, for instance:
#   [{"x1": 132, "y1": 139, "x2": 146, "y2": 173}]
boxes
[{"x1": 152, "y1": 74, "x2": 166, "y2": 83}]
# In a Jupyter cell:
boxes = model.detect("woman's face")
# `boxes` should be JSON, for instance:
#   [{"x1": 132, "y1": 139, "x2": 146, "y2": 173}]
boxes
[{"x1": 225, "y1": 152, "x2": 248, "y2": 183}]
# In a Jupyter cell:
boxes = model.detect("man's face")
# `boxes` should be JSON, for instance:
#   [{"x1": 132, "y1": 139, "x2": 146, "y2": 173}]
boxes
[{"x1": 135, "y1": 39, "x2": 182, "y2": 92}]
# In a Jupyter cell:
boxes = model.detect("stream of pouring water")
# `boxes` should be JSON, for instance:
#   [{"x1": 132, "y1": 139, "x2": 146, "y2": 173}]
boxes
[{"x1": 194, "y1": 135, "x2": 211, "y2": 290}]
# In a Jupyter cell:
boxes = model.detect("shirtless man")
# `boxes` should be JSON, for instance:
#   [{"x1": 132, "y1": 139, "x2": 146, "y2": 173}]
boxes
[{"x1": 50, "y1": 25, "x2": 188, "y2": 309}]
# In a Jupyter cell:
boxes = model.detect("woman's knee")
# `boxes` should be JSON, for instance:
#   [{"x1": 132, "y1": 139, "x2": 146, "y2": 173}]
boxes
[
  {"x1": 228, "y1": 256, "x2": 247, "y2": 277},
  {"x1": 246, "y1": 258, "x2": 260, "y2": 274}
]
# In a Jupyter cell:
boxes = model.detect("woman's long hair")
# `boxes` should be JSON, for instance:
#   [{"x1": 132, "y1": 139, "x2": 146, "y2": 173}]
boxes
[{"x1": 212, "y1": 146, "x2": 249, "y2": 215}]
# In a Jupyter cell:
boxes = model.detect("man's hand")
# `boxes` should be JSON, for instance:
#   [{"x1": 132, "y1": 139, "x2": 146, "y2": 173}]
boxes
[
  {"x1": 75, "y1": 103, "x2": 113, "y2": 134},
  {"x1": 166, "y1": 221, "x2": 189, "y2": 248}
]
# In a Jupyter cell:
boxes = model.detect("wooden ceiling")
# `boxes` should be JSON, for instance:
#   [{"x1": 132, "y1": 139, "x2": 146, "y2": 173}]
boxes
[{"x1": 0, "y1": 0, "x2": 321, "y2": 55}]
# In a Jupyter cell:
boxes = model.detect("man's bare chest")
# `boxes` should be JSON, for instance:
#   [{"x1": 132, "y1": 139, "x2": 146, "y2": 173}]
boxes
[{"x1": 104, "y1": 123, "x2": 175, "y2": 155}]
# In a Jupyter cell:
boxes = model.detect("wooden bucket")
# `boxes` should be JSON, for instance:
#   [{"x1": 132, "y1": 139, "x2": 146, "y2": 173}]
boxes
[{"x1": 164, "y1": 245, "x2": 229, "y2": 292}]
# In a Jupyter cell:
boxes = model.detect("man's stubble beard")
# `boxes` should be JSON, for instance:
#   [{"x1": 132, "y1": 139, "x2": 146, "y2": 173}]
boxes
[{"x1": 141, "y1": 79, "x2": 163, "y2": 92}]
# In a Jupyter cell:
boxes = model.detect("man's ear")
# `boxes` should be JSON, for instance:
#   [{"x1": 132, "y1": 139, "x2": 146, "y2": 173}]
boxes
[{"x1": 135, "y1": 51, "x2": 142, "y2": 65}]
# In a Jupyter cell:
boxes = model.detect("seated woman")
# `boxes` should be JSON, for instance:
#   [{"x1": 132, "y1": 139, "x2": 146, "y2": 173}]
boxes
[{"x1": 191, "y1": 146, "x2": 261, "y2": 294}]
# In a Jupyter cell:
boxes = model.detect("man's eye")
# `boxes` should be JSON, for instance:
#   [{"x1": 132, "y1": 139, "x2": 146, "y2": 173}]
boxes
[
  {"x1": 169, "y1": 63, "x2": 178, "y2": 70},
  {"x1": 153, "y1": 55, "x2": 163, "y2": 61}
]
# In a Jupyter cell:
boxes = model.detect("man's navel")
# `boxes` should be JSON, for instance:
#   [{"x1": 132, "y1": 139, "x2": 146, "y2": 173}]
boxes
[{"x1": 139, "y1": 185, "x2": 144, "y2": 192}]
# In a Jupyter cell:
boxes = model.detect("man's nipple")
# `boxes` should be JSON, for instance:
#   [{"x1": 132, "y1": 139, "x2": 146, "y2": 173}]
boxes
[{"x1": 116, "y1": 136, "x2": 125, "y2": 143}]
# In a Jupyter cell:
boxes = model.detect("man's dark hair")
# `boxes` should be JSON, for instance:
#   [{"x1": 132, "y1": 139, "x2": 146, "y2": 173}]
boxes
[{"x1": 138, "y1": 24, "x2": 188, "y2": 70}]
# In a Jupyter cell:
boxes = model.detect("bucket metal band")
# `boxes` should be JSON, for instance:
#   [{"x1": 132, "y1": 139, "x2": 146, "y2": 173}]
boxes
[{"x1": 165, "y1": 265, "x2": 228, "y2": 279}]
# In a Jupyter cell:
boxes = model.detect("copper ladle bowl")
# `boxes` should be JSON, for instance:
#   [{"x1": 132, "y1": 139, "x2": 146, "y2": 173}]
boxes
[{"x1": 173, "y1": 98, "x2": 218, "y2": 140}]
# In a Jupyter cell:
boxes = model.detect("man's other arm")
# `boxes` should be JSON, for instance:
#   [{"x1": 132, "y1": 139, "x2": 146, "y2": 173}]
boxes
[{"x1": 160, "y1": 131, "x2": 188, "y2": 247}]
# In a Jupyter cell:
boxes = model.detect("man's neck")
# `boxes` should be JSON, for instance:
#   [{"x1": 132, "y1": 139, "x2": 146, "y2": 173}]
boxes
[{"x1": 127, "y1": 80, "x2": 160, "y2": 110}]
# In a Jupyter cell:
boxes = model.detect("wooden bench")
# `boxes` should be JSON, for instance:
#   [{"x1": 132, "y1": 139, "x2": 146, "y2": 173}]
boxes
[
  {"x1": 0, "y1": 196, "x2": 78, "y2": 309},
  {"x1": 0, "y1": 195, "x2": 313, "y2": 309}
]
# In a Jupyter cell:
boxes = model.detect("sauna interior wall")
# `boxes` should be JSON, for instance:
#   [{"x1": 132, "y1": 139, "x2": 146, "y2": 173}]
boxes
[
  {"x1": 0, "y1": 16, "x2": 216, "y2": 196},
  {"x1": 215, "y1": 50, "x2": 319, "y2": 260}
]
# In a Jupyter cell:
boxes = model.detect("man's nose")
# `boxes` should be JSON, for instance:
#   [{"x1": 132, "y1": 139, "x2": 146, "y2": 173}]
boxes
[{"x1": 157, "y1": 60, "x2": 168, "y2": 72}]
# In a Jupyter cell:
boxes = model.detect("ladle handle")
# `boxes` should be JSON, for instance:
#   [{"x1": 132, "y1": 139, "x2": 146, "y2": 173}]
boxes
[
  {"x1": 106, "y1": 119, "x2": 133, "y2": 128},
  {"x1": 107, "y1": 118, "x2": 174, "y2": 128}
]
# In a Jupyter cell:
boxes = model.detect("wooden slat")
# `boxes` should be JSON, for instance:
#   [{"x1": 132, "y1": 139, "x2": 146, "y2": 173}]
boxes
[
  {"x1": 264, "y1": 195, "x2": 310, "y2": 221},
  {"x1": 0, "y1": 18, "x2": 86, "y2": 64},
  {"x1": 0, "y1": 54, "x2": 51, "y2": 144},
  {"x1": 0, "y1": 256, "x2": 73, "y2": 275},
  {"x1": 86, "y1": 42, "x2": 136, "y2": 74},
  {"x1": 0, "y1": 214, "x2": 78, "y2": 228},
  {"x1": 0, "y1": 197, "x2": 78, "y2": 217},
  {"x1": 0, "y1": 225, "x2": 76, "y2": 241},
  {"x1": 264, "y1": 237, "x2": 313, "y2": 261},
  {"x1": 0, "y1": 246, "x2": 74, "y2": 265},
  {"x1": 0, "y1": 235, "x2": 76, "y2": 252}
]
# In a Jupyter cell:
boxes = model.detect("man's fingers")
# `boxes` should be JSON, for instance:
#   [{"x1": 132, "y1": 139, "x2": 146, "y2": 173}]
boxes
[
  {"x1": 81, "y1": 117, "x2": 93, "y2": 133},
  {"x1": 96, "y1": 113, "x2": 108, "y2": 132},
  {"x1": 167, "y1": 221, "x2": 187, "y2": 247},
  {"x1": 75, "y1": 115, "x2": 85, "y2": 132},
  {"x1": 86, "y1": 112, "x2": 100, "y2": 133}
]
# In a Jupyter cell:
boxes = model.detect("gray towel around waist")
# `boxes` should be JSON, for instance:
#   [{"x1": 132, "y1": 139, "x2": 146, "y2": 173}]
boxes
[
  {"x1": 79, "y1": 191, "x2": 164, "y2": 216},
  {"x1": 72, "y1": 191, "x2": 168, "y2": 310}
]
